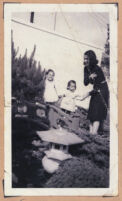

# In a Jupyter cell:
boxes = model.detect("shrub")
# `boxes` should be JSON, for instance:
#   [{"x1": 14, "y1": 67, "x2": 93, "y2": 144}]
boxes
[
  {"x1": 45, "y1": 157, "x2": 109, "y2": 188},
  {"x1": 12, "y1": 39, "x2": 46, "y2": 101}
]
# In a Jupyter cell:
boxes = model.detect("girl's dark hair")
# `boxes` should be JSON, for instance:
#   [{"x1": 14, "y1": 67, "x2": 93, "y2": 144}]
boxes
[
  {"x1": 67, "y1": 80, "x2": 76, "y2": 90},
  {"x1": 84, "y1": 50, "x2": 98, "y2": 67},
  {"x1": 46, "y1": 69, "x2": 55, "y2": 76}
]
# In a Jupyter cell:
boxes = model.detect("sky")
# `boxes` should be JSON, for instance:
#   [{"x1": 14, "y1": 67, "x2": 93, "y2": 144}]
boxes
[{"x1": 12, "y1": 11, "x2": 109, "y2": 108}]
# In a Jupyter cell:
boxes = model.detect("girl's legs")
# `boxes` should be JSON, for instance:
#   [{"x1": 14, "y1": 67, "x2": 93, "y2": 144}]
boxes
[
  {"x1": 92, "y1": 121, "x2": 100, "y2": 135},
  {"x1": 89, "y1": 123, "x2": 93, "y2": 134}
]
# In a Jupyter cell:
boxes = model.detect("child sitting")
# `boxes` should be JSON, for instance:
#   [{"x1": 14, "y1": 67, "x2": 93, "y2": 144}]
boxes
[
  {"x1": 43, "y1": 69, "x2": 58, "y2": 104},
  {"x1": 60, "y1": 80, "x2": 91, "y2": 113}
]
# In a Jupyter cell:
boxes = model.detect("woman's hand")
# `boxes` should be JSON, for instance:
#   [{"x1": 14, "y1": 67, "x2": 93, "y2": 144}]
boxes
[
  {"x1": 76, "y1": 93, "x2": 90, "y2": 101},
  {"x1": 73, "y1": 95, "x2": 80, "y2": 99},
  {"x1": 89, "y1": 73, "x2": 97, "y2": 79}
]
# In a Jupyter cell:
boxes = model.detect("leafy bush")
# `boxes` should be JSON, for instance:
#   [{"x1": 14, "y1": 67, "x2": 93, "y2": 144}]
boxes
[
  {"x1": 45, "y1": 157, "x2": 109, "y2": 188},
  {"x1": 12, "y1": 39, "x2": 46, "y2": 101},
  {"x1": 44, "y1": 133, "x2": 109, "y2": 188}
]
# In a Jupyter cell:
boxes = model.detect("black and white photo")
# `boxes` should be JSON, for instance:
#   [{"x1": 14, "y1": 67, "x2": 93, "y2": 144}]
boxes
[{"x1": 4, "y1": 4, "x2": 118, "y2": 196}]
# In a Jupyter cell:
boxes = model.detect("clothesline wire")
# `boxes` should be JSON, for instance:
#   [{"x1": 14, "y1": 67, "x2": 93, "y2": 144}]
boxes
[{"x1": 12, "y1": 19, "x2": 104, "y2": 51}]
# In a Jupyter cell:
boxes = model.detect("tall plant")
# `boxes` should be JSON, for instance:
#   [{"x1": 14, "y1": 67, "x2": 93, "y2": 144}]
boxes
[{"x1": 12, "y1": 39, "x2": 46, "y2": 101}]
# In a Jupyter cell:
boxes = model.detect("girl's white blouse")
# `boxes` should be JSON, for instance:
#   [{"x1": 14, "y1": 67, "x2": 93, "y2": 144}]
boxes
[
  {"x1": 60, "y1": 90, "x2": 77, "y2": 112},
  {"x1": 44, "y1": 80, "x2": 58, "y2": 103}
]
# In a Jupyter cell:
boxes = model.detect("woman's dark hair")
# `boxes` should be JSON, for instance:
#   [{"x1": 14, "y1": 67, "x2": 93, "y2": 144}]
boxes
[
  {"x1": 84, "y1": 50, "x2": 98, "y2": 67},
  {"x1": 67, "y1": 80, "x2": 76, "y2": 90},
  {"x1": 46, "y1": 69, "x2": 55, "y2": 76}
]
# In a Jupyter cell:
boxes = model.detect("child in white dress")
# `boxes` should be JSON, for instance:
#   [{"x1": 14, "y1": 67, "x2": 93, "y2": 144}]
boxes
[
  {"x1": 43, "y1": 69, "x2": 58, "y2": 104},
  {"x1": 60, "y1": 80, "x2": 91, "y2": 113}
]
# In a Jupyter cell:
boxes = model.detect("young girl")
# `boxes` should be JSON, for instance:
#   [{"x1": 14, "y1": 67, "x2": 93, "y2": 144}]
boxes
[
  {"x1": 43, "y1": 69, "x2": 58, "y2": 104},
  {"x1": 60, "y1": 80, "x2": 91, "y2": 113}
]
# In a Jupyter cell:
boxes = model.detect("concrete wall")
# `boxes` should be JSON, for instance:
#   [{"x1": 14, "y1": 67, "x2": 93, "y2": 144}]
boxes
[{"x1": 11, "y1": 15, "x2": 106, "y2": 108}]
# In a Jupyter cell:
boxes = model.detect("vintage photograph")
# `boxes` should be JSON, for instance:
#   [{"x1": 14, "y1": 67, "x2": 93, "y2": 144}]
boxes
[{"x1": 4, "y1": 4, "x2": 118, "y2": 196}]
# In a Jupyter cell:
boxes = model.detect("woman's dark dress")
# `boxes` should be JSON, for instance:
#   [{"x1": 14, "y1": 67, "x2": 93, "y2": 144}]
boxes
[{"x1": 84, "y1": 65, "x2": 109, "y2": 122}]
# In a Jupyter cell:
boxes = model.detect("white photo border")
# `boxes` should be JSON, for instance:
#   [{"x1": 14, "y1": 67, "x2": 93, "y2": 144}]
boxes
[{"x1": 4, "y1": 3, "x2": 118, "y2": 196}]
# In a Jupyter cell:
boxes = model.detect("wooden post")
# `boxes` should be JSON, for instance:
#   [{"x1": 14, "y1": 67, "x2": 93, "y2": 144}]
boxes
[{"x1": 30, "y1": 12, "x2": 34, "y2": 23}]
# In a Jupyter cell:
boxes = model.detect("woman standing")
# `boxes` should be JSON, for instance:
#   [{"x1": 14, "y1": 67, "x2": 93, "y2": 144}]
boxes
[{"x1": 83, "y1": 50, "x2": 109, "y2": 135}]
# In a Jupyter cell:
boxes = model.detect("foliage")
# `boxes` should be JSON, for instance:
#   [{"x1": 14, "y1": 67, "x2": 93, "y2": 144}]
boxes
[
  {"x1": 45, "y1": 133, "x2": 109, "y2": 188},
  {"x1": 12, "y1": 40, "x2": 46, "y2": 101},
  {"x1": 45, "y1": 157, "x2": 109, "y2": 188},
  {"x1": 12, "y1": 105, "x2": 109, "y2": 188}
]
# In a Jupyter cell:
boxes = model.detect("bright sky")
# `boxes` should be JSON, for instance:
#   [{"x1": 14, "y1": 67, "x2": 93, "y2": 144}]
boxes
[{"x1": 12, "y1": 11, "x2": 109, "y2": 108}]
